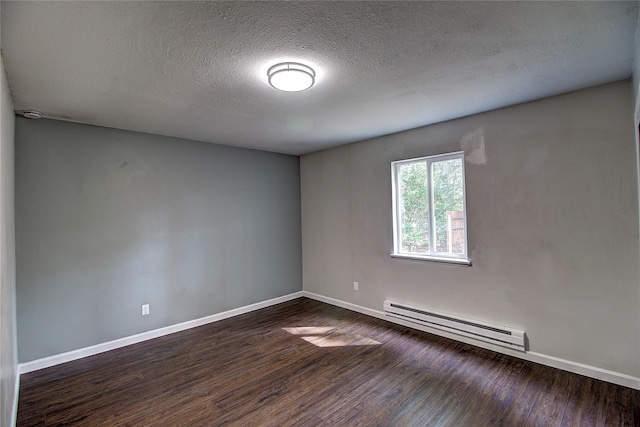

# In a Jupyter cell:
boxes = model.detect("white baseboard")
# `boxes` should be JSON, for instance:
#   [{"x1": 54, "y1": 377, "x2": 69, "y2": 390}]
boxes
[
  {"x1": 524, "y1": 352, "x2": 640, "y2": 390},
  {"x1": 301, "y1": 291, "x2": 640, "y2": 390},
  {"x1": 19, "y1": 291, "x2": 304, "y2": 374},
  {"x1": 10, "y1": 370, "x2": 19, "y2": 427},
  {"x1": 18, "y1": 290, "x2": 640, "y2": 391}
]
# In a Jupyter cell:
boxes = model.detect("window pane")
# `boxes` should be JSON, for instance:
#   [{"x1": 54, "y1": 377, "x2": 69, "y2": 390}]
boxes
[
  {"x1": 432, "y1": 158, "x2": 465, "y2": 254},
  {"x1": 399, "y1": 162, "x2": 429, "y2": 253}
]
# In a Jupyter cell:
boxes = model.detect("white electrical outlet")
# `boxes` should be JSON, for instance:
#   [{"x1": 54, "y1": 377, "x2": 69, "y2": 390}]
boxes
[
  {"x1": 141, "y1": 304, "x2": 150, "y2": 316},
  {"x1": 353, "y1": 281, "x2": 359, "y2": 291}
]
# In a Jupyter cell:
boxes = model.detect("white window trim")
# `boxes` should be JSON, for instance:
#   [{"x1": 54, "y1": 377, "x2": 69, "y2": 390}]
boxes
[
  {"x1": 390, "y1": 253, "x2": 471, "y2": 265},
  {"x1": 391, "y1": 151, "x2": 470, "y2": 265}
]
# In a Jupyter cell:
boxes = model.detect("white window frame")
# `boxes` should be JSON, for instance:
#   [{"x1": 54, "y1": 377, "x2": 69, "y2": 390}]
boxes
[{"x1": 391, "y1": 151, "x2": 470, "y2": 265}]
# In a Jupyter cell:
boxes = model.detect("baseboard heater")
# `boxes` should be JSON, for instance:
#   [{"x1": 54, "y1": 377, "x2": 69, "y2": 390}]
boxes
[{"x1": 383, "y1": 300, "x2": 526, "y2": 350}]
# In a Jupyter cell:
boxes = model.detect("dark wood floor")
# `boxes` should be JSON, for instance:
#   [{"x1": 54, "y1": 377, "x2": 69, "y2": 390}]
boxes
[{"x1": 17, "y1": 298, "x2": 640, "y2": 426}]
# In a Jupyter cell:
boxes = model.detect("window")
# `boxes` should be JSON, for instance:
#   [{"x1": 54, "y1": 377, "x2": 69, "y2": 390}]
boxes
[{"x1": 391, "y1": 151, "x2": 469, "y2": 264}]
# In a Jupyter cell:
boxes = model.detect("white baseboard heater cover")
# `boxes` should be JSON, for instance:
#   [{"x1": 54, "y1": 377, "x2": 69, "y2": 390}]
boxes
[{"x1": 384, "y1": 300, "x2": 525, "y2": 350}]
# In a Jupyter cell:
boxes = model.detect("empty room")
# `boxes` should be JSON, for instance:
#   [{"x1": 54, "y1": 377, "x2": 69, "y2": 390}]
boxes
[{"x1": 1, "y1": 1, "x2": 640, "y2": 426}]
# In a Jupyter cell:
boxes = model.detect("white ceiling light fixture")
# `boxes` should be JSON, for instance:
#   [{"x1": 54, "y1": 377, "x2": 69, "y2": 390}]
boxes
[
  {"x1": 21, "y1": 110, "x2": 42, "y2": 119},
  {"x1": 268, "y1": 62, "x2": 315, "y2": 92}
]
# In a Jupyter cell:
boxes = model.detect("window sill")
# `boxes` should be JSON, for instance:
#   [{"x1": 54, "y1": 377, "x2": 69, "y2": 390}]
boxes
[{"x1": 390, "y1": 253, "x2": 471, "y2": 266}]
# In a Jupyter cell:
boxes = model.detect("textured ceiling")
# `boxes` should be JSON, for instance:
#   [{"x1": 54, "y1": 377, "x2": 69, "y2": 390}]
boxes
[{"x1": 1, "y1": 1, "x2": 637, "y2": 155}]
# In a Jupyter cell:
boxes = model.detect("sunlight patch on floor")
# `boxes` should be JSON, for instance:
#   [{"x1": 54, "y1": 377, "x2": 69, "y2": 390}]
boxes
[
  {"x1": 283, "y1": 326, "x2": 336, "y2": 335},
  {"x1": 283, "y1": 326, "x2": 381, "y2": 347}
]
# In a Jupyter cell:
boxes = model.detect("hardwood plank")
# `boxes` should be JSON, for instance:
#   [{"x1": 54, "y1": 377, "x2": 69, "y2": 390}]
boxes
[{"x1": 17, "y1": 298, "x2": 640, "y2": 426}]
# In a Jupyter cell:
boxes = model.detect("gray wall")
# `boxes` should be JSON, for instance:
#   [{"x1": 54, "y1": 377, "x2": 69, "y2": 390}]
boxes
[
  {"x1": 634, "y1": 0, "x2": 640, "y2": 377},
  {"x1": 0, "y1": 54, "x2": 17, "y2": 427},
  {"x1": 634, "y1": 1, "x2": 640, "y2": 112},
  {"x1": 16, "y1": 119, "x2": 302, "y2": 363},
  {"x1": 301, "y1": 80, "x2": 640, "y2": 378}
]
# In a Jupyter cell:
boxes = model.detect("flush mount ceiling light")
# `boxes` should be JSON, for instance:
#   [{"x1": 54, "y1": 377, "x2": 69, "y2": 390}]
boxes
[
  {"x1": 21, "y1": 110, "x2": 42, "y2": 119},
  {"x1": 267, "y1": 62, "x2": 315, "y2": 92}
]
